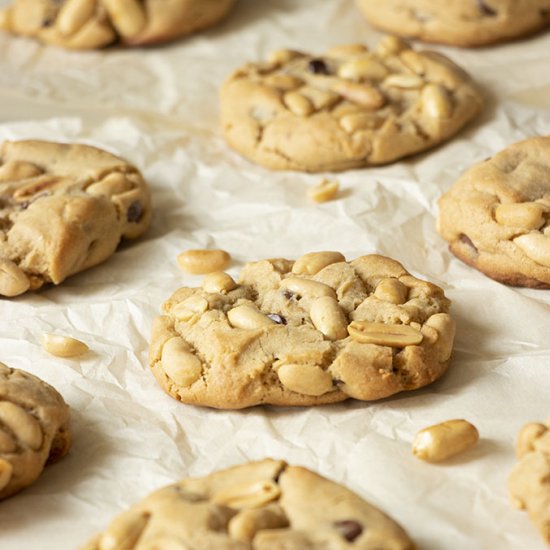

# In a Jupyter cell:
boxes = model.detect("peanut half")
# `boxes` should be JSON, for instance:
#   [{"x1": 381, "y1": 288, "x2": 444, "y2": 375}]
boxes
[
  {"x1": 177, "y1": 249, "x2": 231, "y2": 275},
  {"x1": 307, "y1": 178, "x2": 340, "y2": 203},
  {"x1": 292, "y1": 251, "x2": 345, "y2": 276},
  {"x1": 41, "y1": 333, "x2": 89, "y2": 358},
  {"x1": 412, "y1": 419, "x2": 479, "y2": 463},
  {"x1": 348, "y1": 321, "x2": 423, "y2": 347}
]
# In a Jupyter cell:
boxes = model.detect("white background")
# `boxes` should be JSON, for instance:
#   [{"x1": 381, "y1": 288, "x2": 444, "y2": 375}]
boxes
[{"x1": 0, "y1": 1, "x2": 549, "y2": 548}]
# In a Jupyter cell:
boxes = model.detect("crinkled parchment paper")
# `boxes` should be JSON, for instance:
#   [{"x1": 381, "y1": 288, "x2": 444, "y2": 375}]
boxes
[{"x1": 1, "y1": 1, "x2": 550, "y2": 548}]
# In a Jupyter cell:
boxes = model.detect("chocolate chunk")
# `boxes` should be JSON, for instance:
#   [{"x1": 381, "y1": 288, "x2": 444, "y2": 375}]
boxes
[
  {"x1": 308, "y1": 58, "x2": 329, "y2": 75},
  {"x1": 127, "y1": 201, "x2": 143, "y2": 223},
  {"x1": 334, "y1": 519, "x2": 363, "y2": 542},
  {"x1": 267, "y1": 313, "x2": 286, "y2": 325},
  {"x1": 477, "y1": 0, "x2": 497, "y2": 16}
]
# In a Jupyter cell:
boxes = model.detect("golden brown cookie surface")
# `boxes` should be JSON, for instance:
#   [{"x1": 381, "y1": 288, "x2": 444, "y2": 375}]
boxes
[
  {"x1": 220, "y1": 37, "x2": 483, "y2": 172},
  {"x1": 150, "y1": 253, "x2": 455, "y2": 409},
  {"x1": 82, "y1": 459, "x2": 415, "y2": 549},
  {"x1": 356, "y1": 0, "x2": 550, "y2": 47},
  {"x1": 438, "y1": 136, "x2": 550, "y2": 288},
  {"x1": 0, "y1": 0, "x2": 235, "y2": 49},
  {"x1": 0, "y1": 140, "x2": 152, "y2": 297},
  {"x1": 0, "y1": 362, "x2": 71, "y2": 501}
]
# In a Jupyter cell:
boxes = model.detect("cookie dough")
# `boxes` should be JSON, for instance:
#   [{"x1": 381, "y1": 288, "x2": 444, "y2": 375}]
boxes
[
  {"x1": 0, "y1": 140, "x2": 152, "y2": 297},
  {"x1": 220, "y1": 37, "x2": 483, "y2": 172},
  {"x1": 150, "y1": 252, "x2": 455, "y2": 409},
  {"x1": 509, "y1": 419, "x2": 550, "y2": 546},
  {"x1": 438, "y1": 136, "x2": 550, "y2": 288},
  {"x1": 0, "y1": 0, "x2": 235, "y2": 49},
  {"x1": 82, "y1": 459, "x2": 415, "y2": 549},
  {"x1": 0, "y1": 362, "x2": 71, "y2": 500},
  {"x1": 355, "y1": 0, "x2": 550, "y2": 47}
]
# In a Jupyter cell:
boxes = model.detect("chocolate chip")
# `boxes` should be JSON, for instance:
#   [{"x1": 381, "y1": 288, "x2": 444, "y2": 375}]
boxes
[
  {"x1": 267, "y1": 313, "x2": 286, "y2": 325},
  {"x1": 334, "y1": 519, "x2": 363, "y2": 542},
  {"x1": 127, "y1": 201, "x2": 143, "y2": 223},
  {"x1": 282, "y1": 290, "x2": 294, "y2": 300},
  {"x1": 308, "y1": 58, "x2": 329, "y2": 75},
  {"x1": 477, "y1": 0, "x2": 497, "y2": 16}
]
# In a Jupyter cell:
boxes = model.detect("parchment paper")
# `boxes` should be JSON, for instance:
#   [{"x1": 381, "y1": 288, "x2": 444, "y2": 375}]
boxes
[{"x1": 1, "y1": 1, "x2": 549, "y2": 548}]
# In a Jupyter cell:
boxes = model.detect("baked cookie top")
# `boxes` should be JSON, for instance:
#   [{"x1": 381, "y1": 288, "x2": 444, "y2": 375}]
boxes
[
  {"x1": 355, "y1": 0, "x2": 550, "y2": 47},
  {"x1": 438, "y1": 136, "x2": 550, "y2": 288},
  {"x1": 0, "y1": 0, "x2": 235, "y2": 49},
  {"x1": 0, "y1": 140, "x2": 151, "y2": 297},
  {"x1": 0, "y1": 362, "x2": 71, "y2": 500},
  {"x1": 220, "y1": 37, "x2": 483, "y2": 172},
  {"x1": 82, "y1": 459, "x2": 415, "y2": 550},
  {"x1": 150, "y1": 252, "x2": 455, "y2": 409},
  {"x1": 509, "y1": 419, "x2": 550, "y2": 546}
]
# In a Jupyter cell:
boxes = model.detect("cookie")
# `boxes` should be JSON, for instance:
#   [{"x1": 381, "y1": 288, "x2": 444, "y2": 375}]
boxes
[
  {"x1": 0, "y1": 0, "x2": 235, "y2": 49},
  {"x1": 220, "y1": 37, "x2": 483, "y2": 172},
  {"x1": 149, "y1": 252, "x2": 455, "y2": 409},
  {"x1": 355, "y1": 0, "x2": 550, "y2": 48},
  {"x1": 0, "y1": 140, "x2": 152, "y2": 297},
  {"x1": 509, "y1": 419, "x2": 550, "y2": 546},
  {"x1": 82, "y1": 459, "x2": 415, "y2": 549},
  {"x1": 437, "y1": 136, "x2": 550, "y2": 288},
  {"x1": 0, "y1": 362, "x2": 71, "y2": 500}
]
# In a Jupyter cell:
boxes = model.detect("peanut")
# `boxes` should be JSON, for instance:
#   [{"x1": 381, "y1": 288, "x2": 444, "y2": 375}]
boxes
[
  {"x1": 41, "y1": 334, "x2": 89, "y2": 358},
  {"x1": 202, "y1": 272, "x2": 237, "y2": 294},
  {"x1": 277, "y1": 363, "x2": 333, "y2": 396},
  {"x1": 283, "y1": 91, "x2": 314, "y2": 116},
  {"x1": 421, "y1": 84, "x2": 452, "y2": 119},
  {"x1": 0, "y1": 258, "x2": 30, "y2": 297},
  {"x1": 307, "y1": 179, "x2": 340, "y2": 203},
  {"x1": 0, "y1": 401, "x2": 43, "y2": 451},
  {"x1": 161, "y1": 337, "x2": 202, "y2": 387},
  {"x1": 309, "y1": 296, "x2": 348, "y2": 340},
  {"x1": 213, "y1": 480, "x2": 280, "y2": 509},
  {"x1": 292, "y1": 251, "x2": 345, "y2": 276},
  {"x1": 495, "y1": 202, "x2": 546, "y2": 230},
  {"x1": 348, "y1": 321, "x2": 423, "y2": 347},
  {"x1": 227, "y1": 304, "x2": 276, "y2": 330},
  {"x1": 412, "y1": 419, "x2": 479, "y2": 463},
  {"x1": 513, "y1": 233, "x2": 550, "y2": 268},
  {"x1": 228, "y1": 504, "x2": 289, "y2": 542},
  {"x1": 280, "y1": 277, "x2": 336, "y2": 299},
  {"x1": 171, "y1": 295, "x2": 209, "y2": 322},
  {"x1": 332, "y1": 81, "x2": 385, "y2": 110},
  {"x1": 99, "y1": 511, "x2": 149, "y2": 550},
  {"x1": 177, "y1": 249, "x2": 231, "y2": 275},
  {"x1": 374, "y1": 278, "x2": 408, "y2": 304},
  {"x1": 101, "y1": 0, "x2": 146, "y2": 38}
]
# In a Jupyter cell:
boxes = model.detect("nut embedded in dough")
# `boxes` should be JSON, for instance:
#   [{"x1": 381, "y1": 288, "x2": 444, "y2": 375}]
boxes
[{"x1": 149, "y1": 253, "x2": 454, "y2": 409}]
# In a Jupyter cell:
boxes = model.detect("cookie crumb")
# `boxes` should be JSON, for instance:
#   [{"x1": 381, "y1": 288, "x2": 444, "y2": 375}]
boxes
[{"x1": 308, "y1": 178, "x2": 340, "y2": 203}]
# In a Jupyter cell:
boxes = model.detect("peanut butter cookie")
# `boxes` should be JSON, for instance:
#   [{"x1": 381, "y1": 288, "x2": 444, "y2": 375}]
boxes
[
  {"x1": 0, "y1": 140, "x2": 151, "y2": 297},
  {"x1": 81, "y1": 459, "x2": 415, "y2": 549},
  {"x1": 509, "y1": 419, "x2": 550, "y2": 546},
  {"x1": 0, "y1": 362, "x2": 71, "y2": 500},
  {"x1": 0, "y1": 0, "x2": 235, "y2": 49},
  {"x1": 438, "y1": 136, "x2": 550, "y2": 288},
  {"x1": 356, "y1": 0, "x2": 550, "y2": 47},
  {"x1": 220, "y1": 37, "x2": 483, "y2": 172},
  {"x1": 150, "y1": 253, "x2": 455, "y2": 409}
]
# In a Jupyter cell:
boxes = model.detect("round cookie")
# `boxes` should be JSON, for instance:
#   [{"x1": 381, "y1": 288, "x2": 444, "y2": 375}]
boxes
[
  {"x1": 0, "y1": 0, "x2": 235, "y2": 49},
  {"x1": 150, "y1": 252, "x2": 455, "y2": 409},
  {"x1": 220, "y1": 37, "x2": 483, "y2": 172},
  {"x1": 355, "y1": 0, "x2": 550, "y2": 48},
  {"x1": 509, "y1": 419, "x2": 550, "y2": 546},
  {"x1": 0, "y1": 140, "x2": 152, "y2": 297},
  {"x1": 0, "y1": 362, "x2": 71, "y2": 500},
  {"x1": 437, "y1": 136, "x2": 550, "y2": 288},
  {"x1": 81, "y1": 459, "x2": 415, "y2": 549}
]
